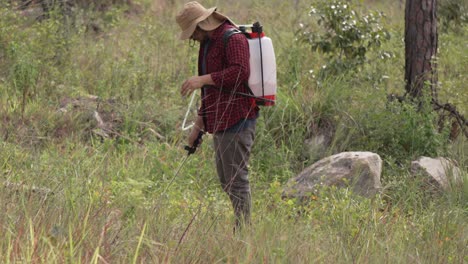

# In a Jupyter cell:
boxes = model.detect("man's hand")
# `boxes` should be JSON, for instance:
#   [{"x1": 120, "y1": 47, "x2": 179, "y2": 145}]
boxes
[
  {"x1": 188, "y1": 116, "x2": 205, "y2": 147},
  {"x1": 181, "y1": 74, "x2": 214, "y2": 96},
  {"x1": 181, "y1": 76, "x2": 203, "y2": 96},
  {"x1": 188, "y1": 126, "x2": 203, "y2": 147}
]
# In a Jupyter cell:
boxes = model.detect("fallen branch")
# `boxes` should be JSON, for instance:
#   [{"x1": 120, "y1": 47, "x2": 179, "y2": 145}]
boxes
[
  {"x1": 388, "y1": 93, "x2": 468, "y2": 139},
  {"x1": 432, "y1": 99, "x2": 468, "y2": 138}
]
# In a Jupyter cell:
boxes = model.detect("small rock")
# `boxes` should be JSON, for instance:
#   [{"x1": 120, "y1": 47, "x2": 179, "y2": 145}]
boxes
[{"x1": 411, "y1": 157, "x2": 462, "y2": 191}]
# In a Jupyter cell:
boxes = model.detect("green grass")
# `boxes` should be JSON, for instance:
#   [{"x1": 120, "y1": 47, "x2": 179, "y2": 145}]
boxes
[{"x1": 1, "y1": 0, "x2": 467, "y2": 263}]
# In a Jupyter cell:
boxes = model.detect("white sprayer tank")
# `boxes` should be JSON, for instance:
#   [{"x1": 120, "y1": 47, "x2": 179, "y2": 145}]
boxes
[{"x1": 247, "y1": 36, "x2": 277, "y2": 105}]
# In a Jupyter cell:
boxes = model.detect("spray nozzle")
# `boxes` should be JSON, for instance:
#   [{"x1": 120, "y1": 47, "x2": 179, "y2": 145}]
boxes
[{"x1": 252, "y1": 21, "x2": 263, "y2": 34}]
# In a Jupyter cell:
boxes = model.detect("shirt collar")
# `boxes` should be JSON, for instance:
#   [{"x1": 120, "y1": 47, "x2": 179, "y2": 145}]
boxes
[{"x1": 209, "y1": 22, "x2": 233, "y2": 43}]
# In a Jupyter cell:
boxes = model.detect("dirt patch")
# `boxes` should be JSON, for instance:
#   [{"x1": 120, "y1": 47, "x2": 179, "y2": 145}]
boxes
[
  {"x1": 1, "y1": 95, "x2": 166, "y2": 148},
  {"x1": 57, "y1": 95, "x2": 124, "y2": 139}
]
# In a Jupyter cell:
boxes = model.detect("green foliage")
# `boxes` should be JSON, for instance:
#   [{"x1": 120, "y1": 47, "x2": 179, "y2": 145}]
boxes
[
  {"x1": 439, "y1": 0, "x2": 468, "y2": 32},
  {"x1": 9, "y1": 48, "x2": 39, "y2": 117},
  {"x1": 438, "y1": 25, "x2": 468, "y2": 116},
  {"x1": 351, "y1": 97, "x2": 449, "y2": 162},
  {"x1": 300, "y1": 0, "x2": 391, "y2": 77},
  {"x1": 73, "y1": 0, "x2": 133, "y2": 10}
]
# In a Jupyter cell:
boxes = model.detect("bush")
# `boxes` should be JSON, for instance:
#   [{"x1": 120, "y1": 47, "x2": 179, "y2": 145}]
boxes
[
  {"x1": 439, "y1": 0, "x2": 468, "y2": 32},
  {"x1": 299, "y1": 0, "x2": 390, "y2": 78},
  {"x1": 350, "y1": 97, "x2": 449, "y2": 162}
]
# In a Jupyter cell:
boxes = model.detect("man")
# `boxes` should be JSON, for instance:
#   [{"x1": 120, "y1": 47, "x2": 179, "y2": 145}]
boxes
[{"x1": 176, "y1": 1, "x2": 259, "y2": 230}]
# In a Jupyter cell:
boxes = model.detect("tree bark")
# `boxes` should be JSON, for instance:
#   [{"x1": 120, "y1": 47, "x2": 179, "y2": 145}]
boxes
[{"x1": 405, "y1": 0, "x2": 438, "y2": 99}]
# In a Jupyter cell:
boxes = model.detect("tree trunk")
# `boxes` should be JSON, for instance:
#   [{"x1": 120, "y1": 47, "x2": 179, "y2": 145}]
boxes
[{"x1": 405, "y1": 0, "x2": 438, "y2": 99}]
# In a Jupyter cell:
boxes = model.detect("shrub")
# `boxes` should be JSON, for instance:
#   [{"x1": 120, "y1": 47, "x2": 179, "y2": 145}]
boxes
[
  {"x1": 439, "y1": 0, "x2": 468, "y2": 32},
  {"x1": 299, "y1": 0, "x2": 390, "y2": 78},
  {"x1": 350, "y1": 96, "x2": 449, "y2": 162}
]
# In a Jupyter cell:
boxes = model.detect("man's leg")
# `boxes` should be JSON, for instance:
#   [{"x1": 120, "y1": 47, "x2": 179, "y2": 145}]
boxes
[
  {"x1": 228, "y1": 190, "x2": 251, "y2": 229},
  {"x1": 213, "y1": 123, "x2": 255, "y2": 229}
]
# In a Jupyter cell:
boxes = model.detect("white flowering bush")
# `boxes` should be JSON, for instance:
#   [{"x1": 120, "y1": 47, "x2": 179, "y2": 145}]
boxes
[{"x1": 300, "y1": 1, "x2": 390, "y2": 77}]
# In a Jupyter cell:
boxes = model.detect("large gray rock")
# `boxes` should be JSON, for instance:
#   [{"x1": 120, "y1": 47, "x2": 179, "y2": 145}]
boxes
[
  {"x1": 283, "y1": 152, "x2": 382, "y2": 198},
  {"x1": 411, "y1": 157, "x2": 462, "y2": 190}
]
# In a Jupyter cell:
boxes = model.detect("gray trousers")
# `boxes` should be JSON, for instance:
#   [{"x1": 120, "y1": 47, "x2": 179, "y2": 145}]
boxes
[{"x1": 213, "y1": 121, "x2": 256, "y2": 227}]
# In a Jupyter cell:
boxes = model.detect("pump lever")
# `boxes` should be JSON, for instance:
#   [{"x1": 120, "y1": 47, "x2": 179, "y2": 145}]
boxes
[{"x1": 252, "y1": 21, "x2": 263, "y2": 33}]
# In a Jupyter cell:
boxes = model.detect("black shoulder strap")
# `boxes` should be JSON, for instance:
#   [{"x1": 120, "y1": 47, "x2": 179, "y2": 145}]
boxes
[
  {"x1": 221, "y1": 28, "x2": 258, "y2": 99},
  {"x1": 222, "y1": 28, "x2": 243, "y2": 49}
]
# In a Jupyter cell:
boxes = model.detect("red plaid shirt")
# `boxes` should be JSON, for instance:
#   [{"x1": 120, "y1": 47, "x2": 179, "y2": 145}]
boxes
[{"x1": 198, "y1": 22, "x2": 259, "y2": 133}]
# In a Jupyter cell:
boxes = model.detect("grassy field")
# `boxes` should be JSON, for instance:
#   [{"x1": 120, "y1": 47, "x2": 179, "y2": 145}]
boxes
[{"x1": 0, "y1": 0, "x2": 467, "y2": 263}]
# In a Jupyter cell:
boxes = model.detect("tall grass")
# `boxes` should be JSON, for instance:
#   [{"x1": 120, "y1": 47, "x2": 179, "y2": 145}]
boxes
[{"x1": 1, "y1": 0, "x2": 467, "y2": 262}]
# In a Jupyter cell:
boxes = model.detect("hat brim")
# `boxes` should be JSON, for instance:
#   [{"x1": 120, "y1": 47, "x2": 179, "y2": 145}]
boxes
[
  {"x1": 198, "y1": 11, "x2": 235, "y2": 31},
  {"x1": 179, "y1": 7, "x2": 216, "y2": 40}
]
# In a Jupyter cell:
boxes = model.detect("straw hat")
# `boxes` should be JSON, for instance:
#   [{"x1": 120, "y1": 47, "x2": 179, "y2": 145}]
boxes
[{"x1": 176, "y1": 1, "x2": 235, "y2": 40}]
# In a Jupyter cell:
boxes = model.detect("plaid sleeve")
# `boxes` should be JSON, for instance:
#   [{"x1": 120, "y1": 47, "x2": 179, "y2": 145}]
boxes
[{"x1": 211, "y1": 33, "x2": 250, "y2": 90}]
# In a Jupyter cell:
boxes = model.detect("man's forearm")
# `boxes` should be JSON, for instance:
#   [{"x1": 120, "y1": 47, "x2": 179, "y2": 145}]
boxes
[
  {"x1": 181, "y1": 74, "x2": 215, "y2": 96},
  {"x1": 199, "y1": 74, "x2": 215, "y2": 86},
  {"x1": 194, "y1": 115, "x2": 205, "y2": 131}
]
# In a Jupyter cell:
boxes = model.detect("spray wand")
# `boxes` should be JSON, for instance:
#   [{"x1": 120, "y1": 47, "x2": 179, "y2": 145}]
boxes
[{"x1": 162, "y1": 130, "x2": 205, "y2": 194}]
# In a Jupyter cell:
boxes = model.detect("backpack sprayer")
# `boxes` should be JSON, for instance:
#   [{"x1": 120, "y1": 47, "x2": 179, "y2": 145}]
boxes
[
  {"x1": 225, "y1": 21, "x2": 277, "y2": 106},
  {"x1": 181, "y1": 21, "x2": 277, "y2": 131}
]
